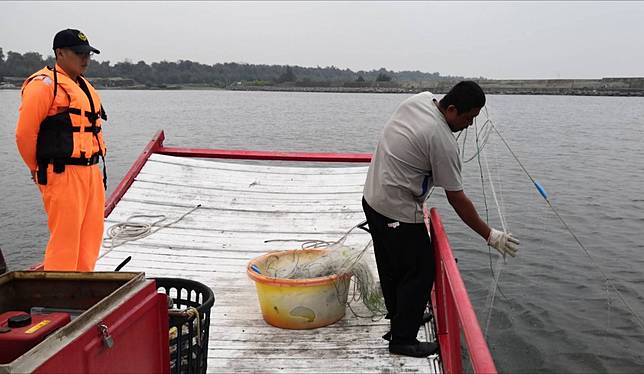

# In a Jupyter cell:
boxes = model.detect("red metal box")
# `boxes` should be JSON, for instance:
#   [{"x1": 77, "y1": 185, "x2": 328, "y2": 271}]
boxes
[
  {"x1": 0, "y1": 311, "x2": 71, "y2": 364},
  {"x1": 0, "y1": 271, "x2": 169, "y2": 374}
]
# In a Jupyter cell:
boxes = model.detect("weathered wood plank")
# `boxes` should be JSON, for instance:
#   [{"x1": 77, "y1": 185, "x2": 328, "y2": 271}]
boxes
[
  {"x1": 100, "y1": 250, "x2": 378, "y2": 272},
  {"x1": 99, "y1": 240, "x2": 374, "y2": 260},
  {"x1": 106, "y1": 201, "x2": 366, "y2": 233},
  {"x1": 204, "y1": 355, "x2": 438, "y2": 374},
  {"x1": 98, "y1": 232, "x2": 373, "y2": 262},
  {"x1": 204, "y1": 327, "x2": 433, "y2": 344},
  {"x1": 120, "y1": 195, "x2": 362, "y2": 214},
  {"x1": 149, "y1": 154, "x2": 369, "y2": 175},
  {"x1": 135, "y1": 172, "x2": 365, "y2": 194},
  {"x1": 142, "y1": 159, "x2": 369, "y2": 186},
  {"x1": 103, "y1": 222, "x2": 370, "y2": 241},
  {"x1": 131, "y1": 180, "x2": 365, "y2": 203},
  {"x1": 123, "y1": 187, "x2": 363, "y2": 213}
]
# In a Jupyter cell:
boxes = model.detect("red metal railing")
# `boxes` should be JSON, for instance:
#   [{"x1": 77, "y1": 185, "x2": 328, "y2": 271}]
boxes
[
  {"x1": 160, "y1": 146, "x2": 372, "y2": 163},
  {"x1": 105, "y1": 130, "x2": 166, "y2": 217},
  {"x1": 104, "y1": 130, "x2": 372, "y2": 217},
  {"x1": 428, "y1": 208, "x2": 497, "y2": 374}
]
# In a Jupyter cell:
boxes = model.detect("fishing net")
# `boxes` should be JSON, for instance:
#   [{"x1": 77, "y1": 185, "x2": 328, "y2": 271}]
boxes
[{"x1": 264, "y1": 225, "x2": 387, "y2": 318}]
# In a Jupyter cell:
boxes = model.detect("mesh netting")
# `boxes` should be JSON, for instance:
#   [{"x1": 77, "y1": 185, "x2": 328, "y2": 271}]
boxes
[{"x1": 264, "y1": 225, "x2": 387, "y2": 318}]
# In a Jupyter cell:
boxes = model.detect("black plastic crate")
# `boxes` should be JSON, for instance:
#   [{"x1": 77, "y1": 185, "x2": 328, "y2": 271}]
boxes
[{"x1": 154, "y1": 278, "x2": 215, "y2": 374}]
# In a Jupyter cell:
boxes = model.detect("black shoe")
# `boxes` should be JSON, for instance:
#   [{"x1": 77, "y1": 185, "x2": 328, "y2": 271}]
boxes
[
  {"x1": 389, "y1": 341, "x2": 438, "y2": 358},
  {"x1": 382, "y1": 312, "x2": 434, "y2": 342},
  {"x1": 382, "y1": 312, "x2": 433, "y2": 341}
]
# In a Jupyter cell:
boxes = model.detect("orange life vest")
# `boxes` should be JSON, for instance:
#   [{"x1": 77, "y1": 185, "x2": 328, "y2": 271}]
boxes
[{"x1": 22, "y1": 66, "x2": 107, "y2": 187}]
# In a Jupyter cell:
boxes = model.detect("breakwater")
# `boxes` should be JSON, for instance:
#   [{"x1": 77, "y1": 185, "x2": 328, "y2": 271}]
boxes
[{"x1": 228, "y1": 77, "x2": 644, "y2": 96}]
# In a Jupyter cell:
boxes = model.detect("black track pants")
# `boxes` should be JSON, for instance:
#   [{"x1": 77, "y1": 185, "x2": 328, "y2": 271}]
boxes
[{"x1": 362, "y1": 198, "x2": 434, "y2": 343}]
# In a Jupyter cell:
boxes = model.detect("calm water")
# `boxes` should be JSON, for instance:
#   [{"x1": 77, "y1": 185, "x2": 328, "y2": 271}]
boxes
[{"x1": 1, "y1": 90, "x2": 643, "y2": 372}]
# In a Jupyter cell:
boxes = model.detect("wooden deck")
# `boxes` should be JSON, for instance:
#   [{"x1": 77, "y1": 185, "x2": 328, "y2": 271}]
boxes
[{"x1": 95, "y1": 154, "x2": 440, "y2": 373}]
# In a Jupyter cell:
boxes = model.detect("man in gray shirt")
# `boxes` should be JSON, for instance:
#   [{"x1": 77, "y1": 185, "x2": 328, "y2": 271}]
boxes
[{"x1": 362, "y1": 81, "x2": 519, "y2": 357}]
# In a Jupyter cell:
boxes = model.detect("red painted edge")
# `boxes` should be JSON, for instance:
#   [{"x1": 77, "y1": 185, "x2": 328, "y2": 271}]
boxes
[
  {"x1": 104, "y1": 130, "x2": 166, "y2": 217},
  {"x1": 158, "y1": 146, "x2": 372, "y2": 163},
  {"x1": 429, "y1": 208, "x2": 497, "y2": 374}
]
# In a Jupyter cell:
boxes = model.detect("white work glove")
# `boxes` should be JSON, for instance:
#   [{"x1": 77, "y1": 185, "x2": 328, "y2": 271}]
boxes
[{"x1": 487, "y1": 228, "x2": 520, "y2": 257}]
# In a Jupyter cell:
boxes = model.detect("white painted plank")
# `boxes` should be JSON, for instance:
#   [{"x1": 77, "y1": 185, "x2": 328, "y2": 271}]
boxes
[
  {"x1": 99, "y1": 233, "x2": 372, "y2": 256},
  {"x1": 102, "y1": 222, "x2": 370, "y2": 242},
  {"x1": 99, "y1": 226, "x2": 373, "y2": 257},
  {"x1": 106, "y1": 202, "x2": 366, "y2": 234},
  {"x1": 135, "y1": 172, "x2": 365, "y2": 194},
  {"x1": 108, "y1": 198, "x2": 365, "y2": 222},
  {"x1": 120, "y1": 195, "x2": 362, "y2": 214},
  {"x1": 123, "y1": 185, "x2": 363, "y2": 213},
  {"x1": 205, "y1": 357, "x2": 438, "y2": 374},
  {"x1": 100, "y1": 250, "x2": 378, "y2": 272},
  {"x1": 131, "y1": 179, "x2": 365, "y2": 203},
  {"x1": 142, "y1": 159, "x2": 369, "y2": 186},
  {"x1": 150, "y1": 153, "x2": 369, "y2": 175}
]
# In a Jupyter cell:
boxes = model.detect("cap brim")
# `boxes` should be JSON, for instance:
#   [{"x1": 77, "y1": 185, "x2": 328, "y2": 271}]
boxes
[{"x1": 69, "y1": 44, "x2": 100, "y2": 54}]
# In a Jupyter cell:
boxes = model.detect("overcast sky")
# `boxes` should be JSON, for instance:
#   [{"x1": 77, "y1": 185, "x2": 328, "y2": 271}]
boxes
[{"x1": 1, "y1": 1, "x2": 643, "y2": 79}]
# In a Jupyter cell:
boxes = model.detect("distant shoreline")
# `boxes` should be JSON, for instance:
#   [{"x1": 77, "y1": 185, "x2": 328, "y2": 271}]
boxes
[
  {"x1": 2, "y1": 78, "x2": 644, "y2": 97},
  {"x1": 3, "y1": 86, "x2": 643, "y2": 97},
  {"x1": 224, "y1": 85, "x2": 644, "y2": 97}
]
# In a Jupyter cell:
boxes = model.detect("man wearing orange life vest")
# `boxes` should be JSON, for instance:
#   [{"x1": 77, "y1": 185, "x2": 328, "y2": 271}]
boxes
[{"x1": 15, "y1": 29, "x2": 107, "y2": 271}]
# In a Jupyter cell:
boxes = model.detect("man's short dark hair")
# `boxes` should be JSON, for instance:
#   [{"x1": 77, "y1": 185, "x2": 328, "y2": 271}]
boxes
[{"x1": 439, "y1": 81, "x2": 486, "y2": 114}]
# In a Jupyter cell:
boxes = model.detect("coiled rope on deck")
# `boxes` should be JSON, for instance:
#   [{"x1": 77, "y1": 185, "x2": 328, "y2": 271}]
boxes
[{"x1": 103, "y1": 204, "x2": 202, "y2": 250}]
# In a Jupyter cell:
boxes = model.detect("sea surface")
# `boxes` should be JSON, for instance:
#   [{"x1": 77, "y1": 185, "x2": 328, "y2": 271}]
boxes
[{"x1": 1, "y1": 89, "x2": 643, "y2": 373}]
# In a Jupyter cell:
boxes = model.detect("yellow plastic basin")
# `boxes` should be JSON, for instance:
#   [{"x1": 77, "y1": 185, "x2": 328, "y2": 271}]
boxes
[{"x1": 247, "y1": 249, "x2": 351, "y2": 329}]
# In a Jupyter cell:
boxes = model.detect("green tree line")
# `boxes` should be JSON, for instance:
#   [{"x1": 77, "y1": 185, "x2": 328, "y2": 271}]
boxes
[{"x1": 0, "y1": 47, "x2": 463, "y2": 87}]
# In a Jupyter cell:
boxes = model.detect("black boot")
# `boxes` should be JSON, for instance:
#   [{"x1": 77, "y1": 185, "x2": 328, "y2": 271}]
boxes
[
  {"x1": 389, "y1": 340, "x2": 438, "y2": 358},
  {"x1": 382, "y1": 311, "x2": 433, "y2": 341}
]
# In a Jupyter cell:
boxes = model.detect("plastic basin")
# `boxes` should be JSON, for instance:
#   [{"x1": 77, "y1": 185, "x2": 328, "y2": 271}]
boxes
[{"x1": 247, "y1": 249, "x2": 351, "y2": 329}]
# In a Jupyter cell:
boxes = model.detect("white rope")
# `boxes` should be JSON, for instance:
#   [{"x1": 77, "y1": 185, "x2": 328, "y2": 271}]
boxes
[{"x1": 103, "y1": 204, "x2": 202, "y2": 250}]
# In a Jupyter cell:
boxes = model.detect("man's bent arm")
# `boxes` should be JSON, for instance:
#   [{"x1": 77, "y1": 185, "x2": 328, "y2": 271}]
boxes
[
  {"x1": 16, "y1": 80, "x2": 53, "y2": 172},
  {"x1": 445, "y1": 189, "x2": 491, "y2": 240}
]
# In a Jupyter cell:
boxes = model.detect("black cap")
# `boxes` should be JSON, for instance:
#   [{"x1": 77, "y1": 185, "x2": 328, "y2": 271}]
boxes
[
  {"x1": 53, "y1": 29, "x2": 100, "y2": 54},
  {"x1": 8, "y1": 314, "x2": 32, "y2": 328}
]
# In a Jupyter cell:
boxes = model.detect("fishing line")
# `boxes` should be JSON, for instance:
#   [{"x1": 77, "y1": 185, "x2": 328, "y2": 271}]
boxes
[
  {"x1": 460, "y1": 114, "x2": 512, "y2": 337},
  {"x1": 473, "y1": 120, "x2": 494, "y2": 278},
  {"x1": 490, "y1": 122, "x2": 644, "y2": 331},
  {"x1": 470, "y1": 118, "x2": 507, "y2": 332},
  {"x1": 458, "y1": 115, "x2": 512, "y2": 310},
  {"x1": 458, "y1": 116, "x2": 494, "y2": 164},
  {"x1": 482, "y1": 147, "x2": 510, "y2": 337}
]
